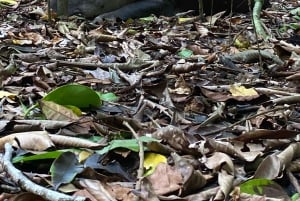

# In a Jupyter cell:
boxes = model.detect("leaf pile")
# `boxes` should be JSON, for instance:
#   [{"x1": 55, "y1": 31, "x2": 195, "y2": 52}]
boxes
[{"x1": 1, "y1": 0, "x2": 300, "y2": 201}]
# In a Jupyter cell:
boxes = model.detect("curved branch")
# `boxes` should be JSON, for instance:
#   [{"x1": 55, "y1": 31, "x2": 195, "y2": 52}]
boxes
[
  {"x1": 1, "y1": 143, "x2": 86, "y2": 201},
  {"x1": 252, "y1": 0, "x2": 268, "y2": 39}
]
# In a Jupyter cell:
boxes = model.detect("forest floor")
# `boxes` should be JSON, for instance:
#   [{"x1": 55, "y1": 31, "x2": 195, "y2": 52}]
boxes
[{"x1": 0, "y1": 0, "x2": 300, "y2": 200}]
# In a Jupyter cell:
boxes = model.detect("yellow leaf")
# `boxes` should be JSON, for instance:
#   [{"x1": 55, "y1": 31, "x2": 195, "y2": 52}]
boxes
[
  {"x1": 0, "y1": 91, "x2": 16, "y2": 99},
  {"x1": 229, "y1": 85, "x2": 258, "y2": 97},
  {"x1": 64, "y1": 105, "x2": 82, "y2": 116},
  {"x1": 0, "y1": 0, "x2": 17, "y2": 5},
  {"x1": 178, "y1": 17, "x2": 194, "y2": 24},
  {"x1": 234, "y1": 35, "x2": 250, "y2": 49},
  {"x1": 78, "y1": 150, "x2": 92, "y2": 163},
  {"x1": 143, "y1": 153, "x2": 167, "y2": 176},
  {"x1": 12, "y1": 39, "x2": 32, "y2": 45}
]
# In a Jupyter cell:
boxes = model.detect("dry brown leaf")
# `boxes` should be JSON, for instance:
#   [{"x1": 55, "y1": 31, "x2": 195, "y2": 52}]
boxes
[
  {"x1": 39, "y1": 100, "x2": 80, "y2": 121},
  {"x1": 0, "y1": 131, "x2": 54, "y2": 151},
  {"x1": 254, "y1": 154, "x2": 282, "y2": 179},
  {"x1": 205, "y1": 152, "x2": 234, "y2": 173},
  {"x1": 152, "y1": 126, "x2": 189, "y2": 152},
  {"x1": 79, "y1": 178, "x2": 117, "y2": 201},
  {"x1": 232, "y1": 129, "x2": 299, "y2": 142},
  {"x1": 147, "y1": 163, "x2": 182, "y2": 195}
]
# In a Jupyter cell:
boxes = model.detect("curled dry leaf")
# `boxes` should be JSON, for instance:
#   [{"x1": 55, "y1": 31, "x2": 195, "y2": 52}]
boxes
[
  {"x1": 204, "y1": 152, "x2": 234, "y2": 199},
  {"x1": 152, "y1": 125, "x2": 189, "y2": 152},
  {"x1": 215, "y1": 169, "x2": 234, "y2": 200},
  {"x1": 78, "y1": 178, "x2": 117, "y2": 201},
  {"x1": 0, "y1": 131, "x2": 105, "y2": 151},
  {"x1": 147, "y1": 163, "x2": 182, "y2": 195},
  {"x1": 205, "y1": 152, "x2": 234, "y2": 173},
  {"x1": 206, "y1": 138, "x2": 259, "y2": 162},
  {"x1": 171, "y1": 152, "x2": 207, "y2": 195},
  {"x1": 0, "y1": 131, "x2": 54, "y2": 151},
  {"x1": 49, "y1": 134, "x2": 107, "y2": 149},
  {"x1": 254, "y1": 142, "x2": 300, "y2": 180},
  {"x1": 254, "y1": 154, "x2": 282, "y2": 179}
]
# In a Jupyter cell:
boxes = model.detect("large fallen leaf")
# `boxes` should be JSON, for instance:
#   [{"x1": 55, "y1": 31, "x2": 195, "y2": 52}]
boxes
[
  {"x1": 96, "y1": 136, "x2": 159, "y2": 155},
  {"x1": 43, "y1": 84, "x2": 101, "y2": 108},
  {"x1": 147, "y1": 163, "x2": 182, "y2": 195},
  {"x1": 39, "y1": 100, "x2": 80, "y2": 121},
  {"x1": 254, "y1": 142, "x2": 300, "y2": 179},
  {"x1": 254, "y1": 154, "x2": 282, "y2": 179},
  {"x1": 0, "y1": 131, "x2": 54, "y2": 151},
  {"x1": 229, "y1": 85, "x2": 258, "y2": 97},
  {"x1": 13, "y1": 150, "x2": 65, "y2": 163},
  {"x1": 50, "y1": 152, "x2": 83, "y2": 190},
  {"x1": 172, "y1": 152, "x2": 207, "y2": 194},
  {"x1": 238, "y1": 178, "x2": 290, "y2": 200}
]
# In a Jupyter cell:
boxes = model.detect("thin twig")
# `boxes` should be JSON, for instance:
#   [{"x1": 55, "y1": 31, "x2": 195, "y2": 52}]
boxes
[
  {"x1": 1, "y1": 143, "x2": 86, "y2": 201},
  {"x1": 51, "y1": 59, "x2": 158, "y2": 71},
  {"x1": 202, "y1": 105, "x2": 291, "y2": 136},
  {"x1": 123, "y1": 121, "x2": 144, "y2": 201}
]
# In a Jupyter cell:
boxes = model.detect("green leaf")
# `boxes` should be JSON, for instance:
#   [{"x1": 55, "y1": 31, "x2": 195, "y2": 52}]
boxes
[
  {"x1": 290, "y1": 7, "x2": 300, "y2": 16},
  {"x1": 13, "y1": 150, "x2": 66, "y2": 163},
  {"x1": 139, "y1": 16, "x2": 156, "y2": 22},
  {"x1": 240, "y1": 178, "x2": 289, "y2": 199},
  {"x1": 240, "y1": 179, "x2": 273, "y2": 195},
  {"x1": 96, "y1": 136, "x2": 159, "y2": 155},
  {"x1": 289, "y1": 23, "x2": 300, "y2": 30},
  {"x1": 43, "y1": 84, "x2": 101, "y2": 108},
  {"x1": 50, "y1": 152, "x2": 83, "y2": 190},
  {"x1": 98, "y1": 92, "x2": 119, "y2": 102},
  {"x1": 178, "y1": 48, "x2": 193, "y2": 58},
  {"x1": 292, "y1": 193, "x2": 300, "y2": 201}
]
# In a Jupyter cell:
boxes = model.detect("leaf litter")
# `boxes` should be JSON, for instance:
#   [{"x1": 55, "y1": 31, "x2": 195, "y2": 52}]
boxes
[{"x1": 0, "y1": 0, "x2": 300, "y2": 200}]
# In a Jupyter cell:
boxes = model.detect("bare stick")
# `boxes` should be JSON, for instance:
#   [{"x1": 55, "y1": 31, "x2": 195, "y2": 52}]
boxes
[{"x1": 123, "y1": 121, "x2": 144, "y2": 201}]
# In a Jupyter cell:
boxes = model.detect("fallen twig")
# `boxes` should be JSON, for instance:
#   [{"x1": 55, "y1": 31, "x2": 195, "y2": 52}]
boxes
[
  {"x1": 51, "y1": 59, "x2": 159, "y2": 71},
  {"x1": 1, "y1": 143, "x2": 86, "y2": 201},
  {"x1": 123, "y1": 121, "x2": 144, "y2": 201}
]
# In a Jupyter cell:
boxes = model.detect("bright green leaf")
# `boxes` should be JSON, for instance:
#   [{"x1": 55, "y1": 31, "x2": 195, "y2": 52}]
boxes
[
  {"x1": 43, "y1": 84, "x2": 101, "y2": 108},
  {"x1": 289, "y1": 23, "x2": 300, "y2": 30},
  {"x1": 290, "y1": 7, "x2": 300, "y2": 16},
  {"x1": 13, "y1": 150, "x2": 66, "y2": 163},
  {"x1": 292, "y1": 193, "x2": 300, "y2": 201},
  {"x1": 96, "y1": 136, "x2": 159, "y2": 155},
  {"x1": 240, "y1": 178, "x2": 289, "y2": 199},
  {"x1": 98, "y1": 92, "x2": 119, "y2": 102},
  {"x1": 240, "y1": 179, "x2": 272, "y2": 195},
  {"x1": 178, "y1": 48, "x2": 193, "y2": 58}
]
